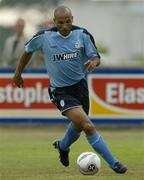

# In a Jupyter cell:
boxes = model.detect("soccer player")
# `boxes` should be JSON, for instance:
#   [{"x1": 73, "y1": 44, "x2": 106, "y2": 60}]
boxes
[{"x1": 12, "y1": 6, "x2": 127, "y2": 174}]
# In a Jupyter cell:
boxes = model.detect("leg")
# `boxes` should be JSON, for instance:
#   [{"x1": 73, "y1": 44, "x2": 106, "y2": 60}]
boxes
[
  {"x1": 49, "y1": 86, "x2": 82, "y2": 166},
  {"x1": 59, "y1": 122, "x2": 81, "y2": 151},
  {"x1": 64, "y1": 107, "x2": 127, "y2": 173},
  {"x1": 53, "y1": 122, "x2": 81, "y2": 166}
]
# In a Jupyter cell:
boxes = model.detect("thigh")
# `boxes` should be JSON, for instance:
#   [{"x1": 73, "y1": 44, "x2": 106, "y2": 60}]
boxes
[
  {"x1": 64, "y1": 107, "x2": 95, "y2": 134},
  {"x1": 75, "y1": 79, "x2": 90, "y2": 115}
]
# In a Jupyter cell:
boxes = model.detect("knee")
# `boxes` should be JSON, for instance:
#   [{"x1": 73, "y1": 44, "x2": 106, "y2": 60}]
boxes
[{"x1": 82, "y1": 121, "x2": 96, "y2": 135}]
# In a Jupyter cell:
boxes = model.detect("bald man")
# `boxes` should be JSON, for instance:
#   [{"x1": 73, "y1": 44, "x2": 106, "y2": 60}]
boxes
[
  {"x1": 2, "y1": 18, "x2": 28, "y2": 67},
  {"x1": 12, "y1": 6, "x2": 127, "y2": 174}
]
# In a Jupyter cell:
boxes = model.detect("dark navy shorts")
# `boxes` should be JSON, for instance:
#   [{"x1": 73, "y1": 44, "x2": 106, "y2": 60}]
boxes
[{"x1": 48, "y1": 79, "x2": 89, "y2": 115}]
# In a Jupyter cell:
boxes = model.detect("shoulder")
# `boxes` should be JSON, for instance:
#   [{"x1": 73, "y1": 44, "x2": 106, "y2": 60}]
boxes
[
  {"x1": 72, "y1": 25, "x2": 91, "y2": 34},
  {"x1": 72, "y1": 25, "x2": 94, "y2": 39},
  {"x1": 33, "y1": 30, "x2": 47, "y2": 38},
  {"x1": 26, "y1": 29, "x2": 57, "y2": 45},
  {"x1": 4, "y1": 36, "x2": 15, "y2": 46},
  {"x1": 27, "y1": 30, "x2": 48, "y2": 43},
  {"x1": 72, "y1": 25, "x2": 96, "y2": 47},
  {"x1": 5, "y1": 35, "x2": 15, "y2": 42},
  {"x1": 20, "y1": 34, "x2": 28, "y2": 41},
  {"x1": 34, "y1": 27, "x2": 58, "y2": 37}
]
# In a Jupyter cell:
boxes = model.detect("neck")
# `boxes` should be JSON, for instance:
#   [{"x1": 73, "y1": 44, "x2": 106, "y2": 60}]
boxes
[
  {"x1": 16, "y1": 32, "x2": 23, "y2": 38},
  {"x1": 57, "y1": 31, "x2": 72, "y2": 38}
]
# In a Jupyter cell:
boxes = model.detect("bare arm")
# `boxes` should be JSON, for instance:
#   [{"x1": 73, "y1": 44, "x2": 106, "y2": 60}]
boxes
[{"x1": 12, "y1": 52, "x2": 32, "y2": 88}]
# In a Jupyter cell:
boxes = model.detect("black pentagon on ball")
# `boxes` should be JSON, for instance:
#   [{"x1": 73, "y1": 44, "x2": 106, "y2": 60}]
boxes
[{"x1": 88, "y1": 164, "x2": 96, "y2": 171}]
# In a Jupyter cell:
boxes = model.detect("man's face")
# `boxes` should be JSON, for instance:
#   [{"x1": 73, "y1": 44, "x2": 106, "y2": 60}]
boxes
[
  {"x1": 54, "y1": 16, "x2": 73, "y2": 36},
  {"x1": 16, "y1": 19, "x2": 25, "y2": 36}
]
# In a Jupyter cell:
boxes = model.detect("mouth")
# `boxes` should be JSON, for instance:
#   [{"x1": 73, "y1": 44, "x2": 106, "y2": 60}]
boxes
[{"x1": 60, "y1": 30, "x2": 70, "y2": 36}]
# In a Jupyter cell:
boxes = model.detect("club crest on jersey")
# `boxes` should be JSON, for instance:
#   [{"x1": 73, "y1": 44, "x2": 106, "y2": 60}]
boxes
[
  {"x1": 60, "y1": 100, "x2": 65, "y2": 107},
  {"x1": 75, "y1": 40, "x2": 80, "y2": 48},
  {"x1": 53, "y1": 52, "x2": 78, "y2": 61}
]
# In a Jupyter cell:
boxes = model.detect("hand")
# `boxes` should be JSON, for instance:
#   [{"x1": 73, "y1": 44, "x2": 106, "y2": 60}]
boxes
[
  {"x1": 84, "y1": 58, "x2": 100, "y2": 72},
  {"x1": 12, "y1": 74, "x2": 24, "y2": 88}
]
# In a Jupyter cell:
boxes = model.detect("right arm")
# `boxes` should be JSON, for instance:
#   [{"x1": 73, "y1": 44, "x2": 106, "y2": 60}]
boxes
[
  {"x1": 12, "y1": 52, "x2": 32, "y2": 88},
  {"x1": 12, "y1": 31, "x2": 44, "y2": 87}
]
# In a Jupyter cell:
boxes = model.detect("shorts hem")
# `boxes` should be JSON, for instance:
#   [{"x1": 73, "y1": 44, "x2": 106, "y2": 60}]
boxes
[{"x1": 61, "y1": 105, "x2": 82, "y2": 114}]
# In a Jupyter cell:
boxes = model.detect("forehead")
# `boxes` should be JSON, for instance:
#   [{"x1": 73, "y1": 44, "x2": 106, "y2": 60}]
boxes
[
  {"x1": 55, "y1": 16, "x2": 72, "y2": 21},
  {"x1": 54, "y1": 14, "x2": 72, "y2": 23},
  {"x1": 55, "y1": 11, "x2": 72, "y2": 18}
]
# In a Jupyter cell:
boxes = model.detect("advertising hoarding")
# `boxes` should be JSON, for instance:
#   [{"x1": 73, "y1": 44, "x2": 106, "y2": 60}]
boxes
[{"x1": 0, "y1": 68, "x2": 144, "y2": 124}]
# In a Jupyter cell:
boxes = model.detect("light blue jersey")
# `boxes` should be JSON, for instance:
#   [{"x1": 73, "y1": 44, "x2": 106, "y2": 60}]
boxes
[{"x1": 25, "y1": 26, "x2": 100, "y2": 87}]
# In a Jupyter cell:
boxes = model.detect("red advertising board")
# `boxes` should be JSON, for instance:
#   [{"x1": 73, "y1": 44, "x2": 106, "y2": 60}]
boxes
[
  {"x1": 0, "y1": 69, "x2": 144, "y2": 123},
  {"x1": 0, "y1": 76, "x2": 55, "y2": 109},
  {"x1": 0, "y1": 73, "x2": 60, "y2": 118},
  {"x1": 89, "y1": 74, "x2": 144, "y2": 117}
]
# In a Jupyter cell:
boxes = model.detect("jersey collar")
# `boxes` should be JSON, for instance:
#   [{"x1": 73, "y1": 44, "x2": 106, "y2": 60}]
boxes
[{"x1": 57, "y1": 31, "x2": 72, "y2": 39}]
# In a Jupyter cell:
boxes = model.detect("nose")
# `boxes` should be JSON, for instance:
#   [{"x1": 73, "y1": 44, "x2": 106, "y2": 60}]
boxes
[{"x1": 62, "y1": 23, "x2": 68, "y2": 29}]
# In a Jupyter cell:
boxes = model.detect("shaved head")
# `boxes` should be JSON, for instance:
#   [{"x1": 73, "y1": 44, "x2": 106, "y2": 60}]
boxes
[
  {"x1": 54, "y1": 6, "x2": 72, "y2": 18},
  {"x1": 15, "y1": 18, "x2": 25, "y2": 37},
  {"x1": 53, "y1": 6, "x2": 73, "y2": 36}
]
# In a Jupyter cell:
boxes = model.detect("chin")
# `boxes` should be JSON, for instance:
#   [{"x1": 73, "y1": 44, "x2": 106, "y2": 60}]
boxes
[{"x1": 61, "y1": 31, "x2": 70, "y2": 36}]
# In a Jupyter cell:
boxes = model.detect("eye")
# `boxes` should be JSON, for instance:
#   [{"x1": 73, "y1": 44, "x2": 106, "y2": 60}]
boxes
[
  {"x1": 58, "y1": 21, "x2": 64, "y2": 25},
  {"x1": 66, "y1": 19, "x2": 71, "y2": 24}
]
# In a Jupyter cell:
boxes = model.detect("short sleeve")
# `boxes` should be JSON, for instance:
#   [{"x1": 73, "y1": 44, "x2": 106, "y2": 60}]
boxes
[
  {"x1": 82, "y1": 29, "x2": 100, "y2": 59},
  {"x1": 25, "y1": 33, "x2": 43, "y2": 53}
]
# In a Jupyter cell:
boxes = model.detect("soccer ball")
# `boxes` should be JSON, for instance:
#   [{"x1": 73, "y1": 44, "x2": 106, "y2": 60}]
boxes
[{"x1": 77, "y1": 152, "x2": 101, "y2": 175}]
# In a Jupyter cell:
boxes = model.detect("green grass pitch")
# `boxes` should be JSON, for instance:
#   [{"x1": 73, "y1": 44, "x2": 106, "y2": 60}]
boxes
[{"x1": 0, "y1": 125, "x2": 144, "y2": 180}]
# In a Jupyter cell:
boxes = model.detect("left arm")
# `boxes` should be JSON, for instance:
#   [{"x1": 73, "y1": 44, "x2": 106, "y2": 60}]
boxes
[
  {"x1": 85, "y1": 57, "x2": 100, "y2": 72},
  {"x1": 82, "y1": 29, "x2": 101, "y2": 72}
]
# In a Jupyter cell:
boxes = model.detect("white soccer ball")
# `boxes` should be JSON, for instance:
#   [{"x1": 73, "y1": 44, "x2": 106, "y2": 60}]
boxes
[{"x1": 77, "y1": 152, "x2": 101, "y2": 175}]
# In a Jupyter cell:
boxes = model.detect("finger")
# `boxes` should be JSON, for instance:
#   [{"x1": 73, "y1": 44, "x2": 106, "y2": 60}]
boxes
[
  {"x1": 20, "y1": 84, "x2": 23, "y2": 88},
  {"x1": 87, "y1": 66, "x2": 92, "y2": 72},
  {"x1": 87, "y1": 65, "x2": 95, "y2": 72},
  {"x1": 17, "y1": 84, "x2": 22, "y2": 88},
  {"x1": 20, "y1": 81, "x2": 24, "y2": 88}
]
